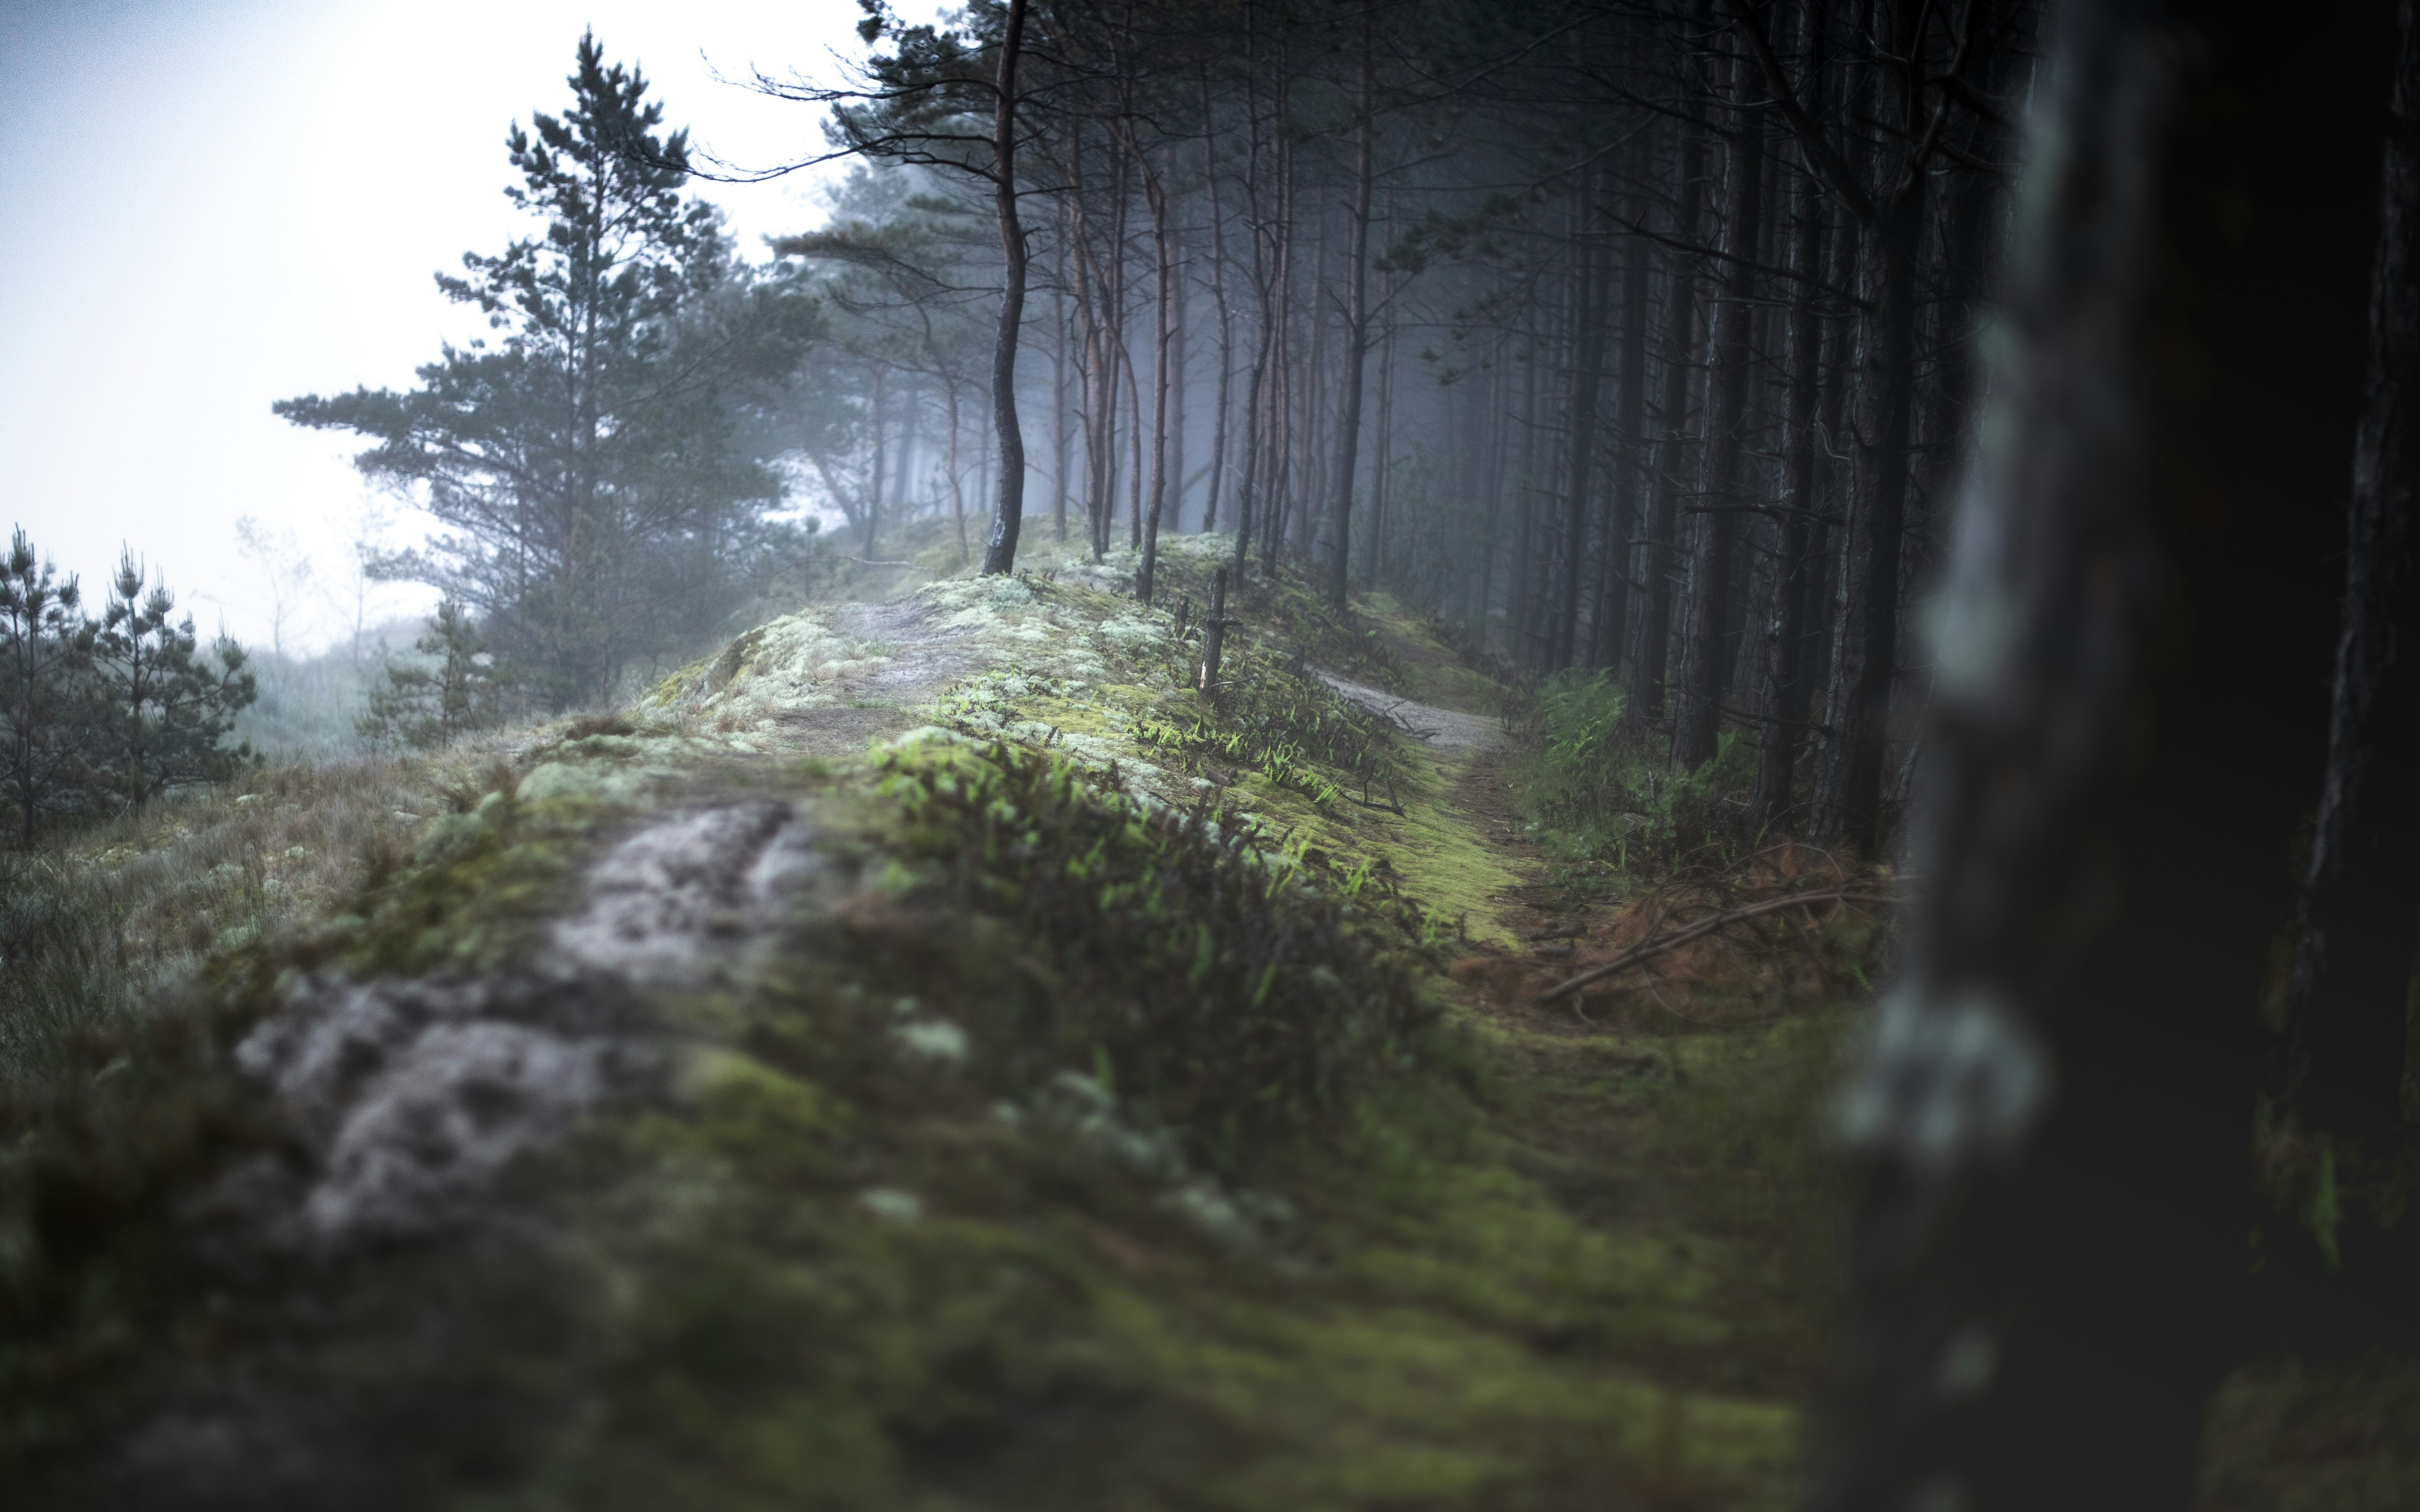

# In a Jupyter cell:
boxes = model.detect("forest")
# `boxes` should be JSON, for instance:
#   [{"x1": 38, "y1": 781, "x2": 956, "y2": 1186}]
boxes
[{"x1": 3, "y1": 0, "x2": 2419, "y2": 1507}]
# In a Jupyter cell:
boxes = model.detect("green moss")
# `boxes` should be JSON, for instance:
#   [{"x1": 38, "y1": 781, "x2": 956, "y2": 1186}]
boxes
[{"x1": 2, "y1": 548, "x2": 1853, "y2": 1510}]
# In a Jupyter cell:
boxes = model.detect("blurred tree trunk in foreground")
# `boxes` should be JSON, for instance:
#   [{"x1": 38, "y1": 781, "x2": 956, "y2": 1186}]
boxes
[
  {"x1": 1816, "y1": 0, "x2": 2386, "y2": 1506},
  {"x1": 2277, "y1": 0, "x2": 2420, "y2": 1349}
]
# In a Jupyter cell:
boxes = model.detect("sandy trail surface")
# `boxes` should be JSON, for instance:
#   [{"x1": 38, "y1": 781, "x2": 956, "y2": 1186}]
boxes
[
  {"x1": 1313, "y1": 667, "x2": 1504, "y2": 751},
  {"x1": 763, "y1": 597, "x2": 990, "y2": 759}
]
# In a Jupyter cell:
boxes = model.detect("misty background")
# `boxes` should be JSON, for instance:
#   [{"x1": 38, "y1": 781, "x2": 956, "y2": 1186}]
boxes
[{"x1": 0, "y1": 0, "x2": 872, "y2": 662}]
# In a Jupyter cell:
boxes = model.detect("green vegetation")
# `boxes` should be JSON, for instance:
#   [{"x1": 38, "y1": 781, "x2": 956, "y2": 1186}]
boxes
[
  {"x1": 881, "y1": 741, "x2": 1447, "y2": 1168},
  {"x1": 1506, "y1": 669, "x2": 1762, "y2": 896},
  {"x1": 356, "y1": 598, "x2": 516, "y2": 752},
  {"x1": 274, "y1": 34, "x2": 822, "y2": 707},
  {"x1": 0, "y1": 557, "x2": 1882, "y2": 1509},
  {"x1": 1, "y1": 531, "x2": 258, "y2": 846}
]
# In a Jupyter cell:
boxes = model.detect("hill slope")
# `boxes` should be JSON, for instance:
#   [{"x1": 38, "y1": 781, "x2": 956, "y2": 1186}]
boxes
[{"x1": 2, "y1": 539, "x2": 1843, "y2": 1511}]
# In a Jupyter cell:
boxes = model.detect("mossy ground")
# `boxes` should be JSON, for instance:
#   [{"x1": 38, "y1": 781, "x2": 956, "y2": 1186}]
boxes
[
  {"x1": 1, "y1": 543, "x2": 1857, "y2": 1508},
  {"x1": 42, "y1": 537, "x2": 2408, "y2": 1509}
]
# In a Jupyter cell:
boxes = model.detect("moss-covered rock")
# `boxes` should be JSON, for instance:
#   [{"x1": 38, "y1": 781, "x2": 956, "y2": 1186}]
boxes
[{"x1": 0, "y1": 561, "x2": 1841, "y2": 1511}]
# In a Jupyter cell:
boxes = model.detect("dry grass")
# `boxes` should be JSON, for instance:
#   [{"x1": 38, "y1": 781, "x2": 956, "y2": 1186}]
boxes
[{"x1": 0, "y1": 719, "x2": 603, "y2": 1089}]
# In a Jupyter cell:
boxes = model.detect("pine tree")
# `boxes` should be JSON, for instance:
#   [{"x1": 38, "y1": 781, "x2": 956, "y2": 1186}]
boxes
[
  {"x1": 276, "y1": 31, "x2": 819, "y2": 707},
  {"x1": 0, "y1": 530, "x2": 97, "y2": 847},
  {"x1": 90, "y1": 551, "x2": 257, "y2": 810},
  {"x1": 358, "y1": 599, "x2": 511, "y2": 752}
]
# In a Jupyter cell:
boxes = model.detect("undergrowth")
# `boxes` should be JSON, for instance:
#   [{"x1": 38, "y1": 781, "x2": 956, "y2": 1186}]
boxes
[
  {"x1": 1508, "y1": 671, "x2": 1760, "y2": 893},
  {"x1": 879, "y1": 741, "x2": 1449, "y2": 1170},
  {"x1": 1139, "y1": 545, "x2": 1411, "y2": 694},
  {"x1": 1128, "y1": 641, "x2": 1411, "y2": 812},
  {"x1": 0, "y1": 856, "x2": 145, "y2": 1092}
]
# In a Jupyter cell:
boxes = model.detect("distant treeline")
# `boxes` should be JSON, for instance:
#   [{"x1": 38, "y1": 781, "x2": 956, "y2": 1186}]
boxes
[{"x1": 0, "y1": 531, "x2": 256, "y2": 847}]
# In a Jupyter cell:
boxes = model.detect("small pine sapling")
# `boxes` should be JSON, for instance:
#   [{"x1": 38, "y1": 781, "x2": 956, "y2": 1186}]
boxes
[
  {"x1": 91, "y1": 550, "x2": 257, "y2": 810},
  {"x1": 0, "y1": 529, "x2": 98, "y2": 845},
  {"x1": 358, "y1": 598, "x2": 513, "y2": 751}
]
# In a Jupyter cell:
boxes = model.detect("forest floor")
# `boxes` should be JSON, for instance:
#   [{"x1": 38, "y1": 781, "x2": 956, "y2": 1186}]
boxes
[{"x1": 2, "y1": 530, "x2": 2407, "y2": 1509}]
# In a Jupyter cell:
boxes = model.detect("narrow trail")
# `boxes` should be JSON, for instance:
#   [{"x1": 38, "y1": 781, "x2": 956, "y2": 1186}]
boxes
[
  {"x1": 762, "y1": 597, "x2": 988, "y2": 758},
  {"x1": 54, "y1": 575, "x2": 1816, "y2": 1509},
  {"x1": 1313, "y1": 667, "x2": 1504, "y2": 752}
]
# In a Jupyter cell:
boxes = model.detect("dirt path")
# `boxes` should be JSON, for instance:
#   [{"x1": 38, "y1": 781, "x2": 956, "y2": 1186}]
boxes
[
  {"x1": 1314, "y1": 667, "x2": 1504, "y2": 751},
  {"x1": 40, "y1": 582, "x2": 1824, "y2": 1510},
  {"x1": 689, "y1": 594, "x2": 992, "y2": 760}
]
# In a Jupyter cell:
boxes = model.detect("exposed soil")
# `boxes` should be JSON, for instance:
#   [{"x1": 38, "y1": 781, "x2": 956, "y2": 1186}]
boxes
[
  {"x1": 1314, "y1": 667, "x2": 1504, "y2": 752},
  {"x1": 761, "y1": 597, "x2": 991, "y2": 758}
]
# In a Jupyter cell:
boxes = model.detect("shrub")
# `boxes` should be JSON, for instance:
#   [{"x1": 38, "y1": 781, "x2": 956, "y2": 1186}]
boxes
[
  {"x1": 878, "y1": 742, "x2": 1447, "y2": 1168},
  {"x1": 1130, "y1": 644, "x2": 1409, "y2": 810},
  {"x1": 1511, "y1": 670, "x2": 1759, "y2": 881}
]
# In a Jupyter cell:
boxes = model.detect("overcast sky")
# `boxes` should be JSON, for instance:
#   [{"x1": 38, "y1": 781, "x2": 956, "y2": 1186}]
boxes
[{"x1": 0, "y1": 0, "x2": 881, "y2": 654}]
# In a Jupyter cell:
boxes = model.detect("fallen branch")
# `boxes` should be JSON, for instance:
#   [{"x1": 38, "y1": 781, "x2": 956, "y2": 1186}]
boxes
[{"x1": 1529, "y1": 886, "x2": 1895, "y2": 1004}]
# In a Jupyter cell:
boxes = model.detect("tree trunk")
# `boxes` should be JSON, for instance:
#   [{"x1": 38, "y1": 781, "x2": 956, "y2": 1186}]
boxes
[
  {"x1": 1369, "y1": 248, "x2": 1397, "y2": 589},
  {"x1": 1673, "y1": 92, "x2": 1767, "y2": 766},
  {"x1": 1052, "y1": 277, "x2": 1070, "y2": 542},
  {"x1": 1326, "y1": 0, "x2": 1377, "y2": 610},
  {"x1": 1804, "y1": 200, "x2": 1863, "y2": 835},
  {"x1": 1132, "y1": 132, "x2": 1177, "y2": 604},
  {"x1": 1628, "y1": 105, "x2": 1709, "y2": 720},
  {"x1": 2286, "y1": 0, "x2": 2420, "y2": 1194},
  {"x1": 1201, "y1": 64, "x2": 1236, "y2": 535},
  {"x1": 1814, "y1": 0, "x2": 2378, "y2": 1502},
  {"x1": 867, "y1": 364, "x2": 888, "y2": 561},
  {"x1": 1751, "y1": 152, "x2": 1829, "y2": 829},
  {"x1": 1552, "y1": 165, "x2": 1613, "y2": 670},
  {"x1": 1592, "y1": 160, "x2": 1651, "y2": 672},
  {"x1": 1197, "y1": 564, "x2": 1229, "y2": 692}
]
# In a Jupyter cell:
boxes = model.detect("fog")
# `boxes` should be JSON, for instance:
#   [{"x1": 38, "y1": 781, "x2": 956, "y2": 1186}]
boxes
[
  {"x1": 10, "y1": 4, "x2": 2420, "y2": 1503},
  {"x1": 0, "y1": 0, "x2": 871, "y2": 654}
]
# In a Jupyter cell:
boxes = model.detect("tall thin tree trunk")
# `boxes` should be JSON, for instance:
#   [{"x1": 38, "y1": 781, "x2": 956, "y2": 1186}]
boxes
[
  {"x1": 1201, "y1": 65, "x2": 1236, "y2": 535},
  {"x1": 1326, "y1": 0, "x2": 1378, "y2": 610},
  {"x1": 1752, "y1": 122, "x2": 1830, "y2": 829},
  {"x1": 1133, "y1": 133, "x2": 1178, "y2": 603},
  {"x1": 2287, "y1": 0, "x2": 2420, "y2": 1170},
  {"x1": 1553, "y1": 166, "x2": 1613, "y2": 669},
  {"x1": 1628, "y1": 106, "x2": 1709, "y2": 720},
  {"x1": 1593, "y1": 155, "x2": 1651, "y2": 672},
  {"x1": 1124, "y1": 329, "x2": 1145, "y2": 551},
  {"x1": 867, "y1": 364, "x2": 888, "y2": 561},
  {"x1": 1673, "y1": 88, "x2": 1767, "y2": 767},
  {"x1": 1053, "y1": 277, "x2": 1070, "y2": 542},
  {"x1": 1369, "y1": 249, "x2": 1397, "y2": 589}
]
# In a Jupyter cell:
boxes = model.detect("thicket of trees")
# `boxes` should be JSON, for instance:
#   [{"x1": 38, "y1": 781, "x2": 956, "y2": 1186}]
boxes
[
  {"x1": 279, "y1": 34, "x2": 826, "y2": 710},
  {"x1": 780, "y1": 9, "x2": 2420, "y2": 1498},
  {"x1": 762, "y1": 0, "x2": 2031, "y2": 855},
  {"x1": 270, "y1": 2, "x2": 2024, "y2": 847},
  {"x1": 0, "y1": 531, "x2": 256, "y2": 846}
]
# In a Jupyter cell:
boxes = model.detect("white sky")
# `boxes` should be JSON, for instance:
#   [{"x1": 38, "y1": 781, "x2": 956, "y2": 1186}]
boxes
[{"x1": 0, "y1": 0, "x2": 885, "y2": 654}]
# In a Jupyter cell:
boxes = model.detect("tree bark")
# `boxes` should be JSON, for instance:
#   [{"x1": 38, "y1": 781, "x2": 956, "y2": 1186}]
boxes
[
  {"x1": 1052, "y1": 278, "x2": 1070, "y2": 541},
  {"x1": 1369, "y1": 250, "x2": 1397, "y2": 588},
  {"x1": 1131, "y1": 131, "x2": 1177, "y2": 603},
  {"x1": 1628, "y1": 103, "x2": 1709, "y2": 720},
  {"x1": 1673, "y1": 91, "x2": 1767, "y2": 766},
  {"x1": 1326, "y1": 0, "x2": 1378, "y2": 610},
  {"x1": 1197, "y1": 564, "x2": 1228, "y2": 692},
  {"x1": 1752, "y1": 14, "x2": 1832, "y2": 829},
  {"x1": 1592, "y1": 157, "x2": 1652, "y2": 672},
  {"x1": 2287, "y1": 0, "x2": 2420, "y2": 1161},
  {"x1": 979, "y1": 0, "x2": 1031, "y2": 575},
  {"x1": 1201, "y1": 64, "x2": 1236, "y2": 535},
  {"x1": 1552, "y1": 165, "x2": 1613, "y2": 669},
  {"x1": 1815, "y1": 0, "x2": 2378, "y2": 1502}
]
